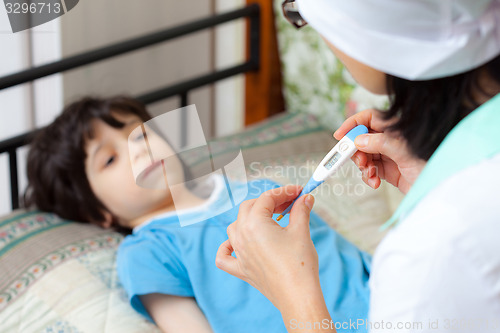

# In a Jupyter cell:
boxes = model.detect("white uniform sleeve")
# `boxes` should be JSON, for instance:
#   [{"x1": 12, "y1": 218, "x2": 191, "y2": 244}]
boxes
[{"x1": 368, "y1": 154, "x2": 500, "y2": 333}]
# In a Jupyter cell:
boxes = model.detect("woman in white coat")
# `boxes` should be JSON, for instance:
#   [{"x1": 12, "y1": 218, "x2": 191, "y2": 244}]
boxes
[{"x1": 216, "y1": 0, "x2": 500, "y2": 332}]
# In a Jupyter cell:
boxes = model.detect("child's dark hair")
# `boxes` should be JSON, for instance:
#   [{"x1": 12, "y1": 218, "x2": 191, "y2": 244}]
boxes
[
  {"x1": 24, "y1": 96, "x2": 151, "y2": 228},
  {"x1": 384, "y1": 54, "x2": 500, "y2": 161}
]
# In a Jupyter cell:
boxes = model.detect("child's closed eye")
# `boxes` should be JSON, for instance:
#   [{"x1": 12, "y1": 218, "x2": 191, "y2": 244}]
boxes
[
  {"x1": 104, "y1": 155, "x2": 116, "y2": 167},
  {"x1": 134, "y1": 132, "x2": 146, "y2": 141}
]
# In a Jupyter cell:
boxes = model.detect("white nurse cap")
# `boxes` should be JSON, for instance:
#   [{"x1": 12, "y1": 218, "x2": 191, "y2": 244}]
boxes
[{"x1": 296, "y1": 0, "x2": 500, "y2": 80}]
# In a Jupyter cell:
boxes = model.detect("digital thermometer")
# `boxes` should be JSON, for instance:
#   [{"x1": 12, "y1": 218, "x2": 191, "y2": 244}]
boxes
[{"x1": 276, "y1": 125, "x2": 368, "y2": 221}]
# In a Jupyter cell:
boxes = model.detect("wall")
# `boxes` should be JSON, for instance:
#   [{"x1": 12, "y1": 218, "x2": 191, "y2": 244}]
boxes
[
  {"x1": 0, "y1": 0, "x2": 246, "y2": 215},
  {"x1": 214, "y1": 0, "x2": 245, "y2": 136},
  {"x1": 60, "y1": 0, "x2": 245, "y2": 138},
  {"x1": 0, "y1": 12, "x2": 63, "y2": 216}
]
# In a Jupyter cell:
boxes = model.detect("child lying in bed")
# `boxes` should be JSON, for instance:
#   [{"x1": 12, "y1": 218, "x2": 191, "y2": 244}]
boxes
[{"x1": 25, "y1": 96, "x2": 371, "y2": 333}]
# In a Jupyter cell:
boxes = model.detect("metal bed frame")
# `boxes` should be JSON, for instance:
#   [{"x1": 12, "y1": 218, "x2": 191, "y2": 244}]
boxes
[{"x1": 0, "y1": 4, "x2": 261, "y2": 210}]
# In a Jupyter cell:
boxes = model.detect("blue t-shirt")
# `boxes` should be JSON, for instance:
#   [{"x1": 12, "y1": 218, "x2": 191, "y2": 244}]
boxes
[{"x1": 117, "y1": 179, "x2": 371, "y2": 333}]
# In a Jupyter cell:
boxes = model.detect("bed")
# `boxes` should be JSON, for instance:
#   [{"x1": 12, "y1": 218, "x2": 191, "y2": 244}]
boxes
[{"x1": 0, "y1": 2, "x2": 402, "y2": 332}]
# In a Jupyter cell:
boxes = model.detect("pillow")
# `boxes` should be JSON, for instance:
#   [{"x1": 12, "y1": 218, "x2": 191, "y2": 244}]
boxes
[
  {"x1": 0, "y1": 210, "x2": 156, "y2": 332},
  {"x1": 0, "y1": 210, "x2": 160, "y2": 332}
]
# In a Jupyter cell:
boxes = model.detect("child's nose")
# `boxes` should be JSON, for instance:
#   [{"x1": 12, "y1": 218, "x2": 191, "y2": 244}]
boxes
[
  {"x1": 125, "y1": 133, "x2": 148, "y2": 160},
  {"x1": 130, "y1": 143, "x2": 150, "y2": 162}
]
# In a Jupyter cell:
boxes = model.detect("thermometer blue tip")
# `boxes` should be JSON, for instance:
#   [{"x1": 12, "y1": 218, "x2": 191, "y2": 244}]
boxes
[
  {"x1": 276, "y1": 125, "x2": 367, "y2": 222},
  {"x1": 346, "y1": 125, "x2": 368, "y2": 142},
  {"x1": 276, "y1": 178, "x2": 324, "y2": 221}
]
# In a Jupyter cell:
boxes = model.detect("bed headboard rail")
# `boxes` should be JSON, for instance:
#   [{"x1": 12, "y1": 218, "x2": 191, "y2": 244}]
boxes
[{"x1": 0, "y1": 4, "x2": 261, "y2": 210}]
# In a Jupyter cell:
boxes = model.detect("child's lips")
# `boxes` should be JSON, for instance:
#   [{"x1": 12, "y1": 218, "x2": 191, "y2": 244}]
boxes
[
  {"x1": 134, "y1": 159, "x2": 169, "y2": 190},
  {"x1": 140, "y1": 160, "x2": 162, "y2": 180}
]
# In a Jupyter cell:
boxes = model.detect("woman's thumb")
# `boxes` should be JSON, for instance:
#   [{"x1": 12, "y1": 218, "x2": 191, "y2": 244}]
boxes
[
  {"x1": 354, "y1": 133, "x2": 406, "y2": 162},
  {"x1": 289, "y1": 194, "x2": 314, "y2": 230}
]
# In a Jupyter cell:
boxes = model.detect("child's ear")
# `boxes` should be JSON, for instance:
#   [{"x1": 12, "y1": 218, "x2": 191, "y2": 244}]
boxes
[{"x1": 99, "y1": 211, "x2": 114, "y2": 229}]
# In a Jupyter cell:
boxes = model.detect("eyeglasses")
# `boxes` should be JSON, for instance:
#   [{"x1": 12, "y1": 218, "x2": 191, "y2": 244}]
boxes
[{"x1": 282, "y1": 0, "x2": 308, "y2": 29}]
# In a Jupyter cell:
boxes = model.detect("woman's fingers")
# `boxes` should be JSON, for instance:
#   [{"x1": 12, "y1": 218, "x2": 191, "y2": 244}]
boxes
[
  {"x1": 351, "y1": 151, "x2": 368, "y2": 168},
  {"x1": 367, "y1": 176, "x2": 382, "y2": 189},
  {"x1": 288, "y1": 195, "x2": 315, "y2": 231},
  {"x1": 372, "y1": 157, "x2": 395, "y2": 184},
  {"x1": 333, "y1": 109, "x2": 389, "y2": 140},
  {"x1": 251, "y1": 185, "x2": 302, "y2": 218},
  {"x1": 334, "y1": 109, "x2": 375, "y2": 140},
  {"x1": 215, "y1": 240, "x2": 245, "y2": 280},
  {"x1": 275, "y1": 201, "x2": 294, "y2": 214},
  {"x1": 216, "y1": 186, "x2": 322, "y2": 311},
  {"x1": 354, "y1": 132, "x2": 409, "y2": 166},
  {"x1": 236, "y1": 199, "x2": 257, "y2": 220},
  {"x1": 335, "y1": 111, "x2": 425, "y2": 194}
]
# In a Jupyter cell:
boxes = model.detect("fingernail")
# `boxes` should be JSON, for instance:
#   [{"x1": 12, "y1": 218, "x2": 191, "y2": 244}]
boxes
[
  {"x1": 353, "y1": 156, "x2": 360, "y2": 165},
  {"x1": 305, "y1": 194, "x2": 315, "y2": 209},
  {"x1": 355, "y1": 135, "x2": 368, "y2": 148},
  {"x1": 368, "y1": 178, "x2": 377, "y2": 188}
]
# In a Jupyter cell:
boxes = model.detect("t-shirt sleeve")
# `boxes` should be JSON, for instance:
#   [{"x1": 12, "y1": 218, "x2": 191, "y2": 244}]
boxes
[{"x1": 116, "y1": 233, "x2": 194, "y2": 321}]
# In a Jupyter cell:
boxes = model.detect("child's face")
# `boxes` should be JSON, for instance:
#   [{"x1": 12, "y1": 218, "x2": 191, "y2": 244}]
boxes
[{"x1": 84, "y1": 111, "x2": 184, "y2": 228}]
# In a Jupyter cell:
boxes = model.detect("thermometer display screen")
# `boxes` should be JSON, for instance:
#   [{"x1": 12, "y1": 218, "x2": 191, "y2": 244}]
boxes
[{"x1": 324, "y1": 152, "x2": 341, "y2": 170}]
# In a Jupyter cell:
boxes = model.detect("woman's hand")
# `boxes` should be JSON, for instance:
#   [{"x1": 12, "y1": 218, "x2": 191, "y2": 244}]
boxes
[
  {"x1": 335, "y1": 109, "x2": 426, "y2": 194},
  {"x1": 215, "y1": 186, "x2": 330, "y2": 321}
]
